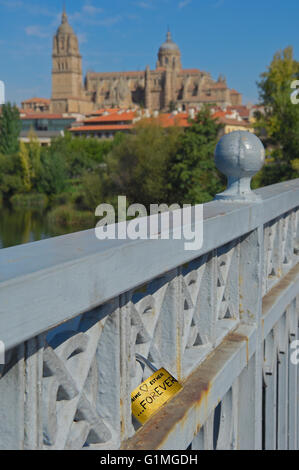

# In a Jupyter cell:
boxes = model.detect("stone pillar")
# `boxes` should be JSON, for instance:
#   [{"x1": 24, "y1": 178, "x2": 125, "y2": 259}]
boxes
[
  {"x1": 145, "y1": 66, "x2": 152, "y2": 110},
  {"x1": 164, "y1": 69, "x2": 172, "y2": 110}
]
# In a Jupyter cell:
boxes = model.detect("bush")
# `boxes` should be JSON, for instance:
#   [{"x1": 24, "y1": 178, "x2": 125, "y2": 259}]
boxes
[
  {"x1": 252, "y1": 161, "x2": 296, "y2": 188},
  {"x1": 47, "y1": 204, "x2": 95, "y2": 230},
  {"x1": 50, "y1": 132, "x2": 113, "y2": 178},
  {"x1": 51, "y1": 192, "x2": 73, "y2": 207},
  {"x1": 0, "y1": 153, "x2": 25, "y2": 198},
  {"x1": 36, "y1": 151, "x2": 67, "y2": 195},
  {"x1": 79, "y1": 172, "x2": 107, "y2": 211},
  {"x1": 10, "y1": 193, "x2": 48, "y2": 209}
]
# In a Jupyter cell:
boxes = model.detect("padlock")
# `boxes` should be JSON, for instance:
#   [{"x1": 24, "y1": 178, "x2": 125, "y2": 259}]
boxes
[{"x1": 132, "y1": 354, "x2": 182, "y2": 425}]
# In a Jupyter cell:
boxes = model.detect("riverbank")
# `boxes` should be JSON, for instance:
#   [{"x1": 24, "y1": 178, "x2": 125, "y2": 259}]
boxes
[{"x1": 0, "y1": 203, "x2": 95, "y2": 249}]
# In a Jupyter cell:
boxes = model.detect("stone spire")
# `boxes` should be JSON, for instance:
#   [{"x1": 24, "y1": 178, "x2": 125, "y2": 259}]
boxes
[
  {"x1": 57, "y1": 4, "x2": 74, "y2": 35},
  {"x1": 62, "y1": 5, "x2": 67, "y2": 24}
]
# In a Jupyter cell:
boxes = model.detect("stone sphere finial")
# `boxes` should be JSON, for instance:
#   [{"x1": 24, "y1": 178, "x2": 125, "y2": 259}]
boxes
[{"x1": 214, "y1": 131, "x2": 265, "y2": 202}]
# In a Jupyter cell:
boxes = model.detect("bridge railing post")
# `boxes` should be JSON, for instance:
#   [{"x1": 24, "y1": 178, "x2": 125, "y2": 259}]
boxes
[
  {"x1": 214, "y1": 130, "x2": 265, "y2": 201},
  {"x1": 214, "y1": 131, "x2": 265, "y2": 449}
]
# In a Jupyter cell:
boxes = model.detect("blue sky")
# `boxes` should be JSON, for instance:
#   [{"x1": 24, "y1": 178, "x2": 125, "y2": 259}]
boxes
[{"x1": 0, "y1": 0, "x2": 298, "y2": 105}]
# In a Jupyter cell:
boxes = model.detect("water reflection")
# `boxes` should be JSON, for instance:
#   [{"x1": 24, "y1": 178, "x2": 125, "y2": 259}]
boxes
[{"x1": 0, "y1": 207, "x2": 73, "y2": 249}]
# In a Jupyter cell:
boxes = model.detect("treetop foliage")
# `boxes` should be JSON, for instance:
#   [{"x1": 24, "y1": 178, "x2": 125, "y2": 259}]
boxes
[
  {"x1": 254, "y1": 46, "x2": 299, "y2": 185},
  {"x1": 0, "y1": 102, "x2": 21, "y2": 155}
]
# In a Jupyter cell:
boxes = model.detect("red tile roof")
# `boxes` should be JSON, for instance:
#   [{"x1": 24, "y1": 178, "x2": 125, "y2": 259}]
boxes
[
  {"x1": 84, "y1": 111, "x2": 137, "y2": 123},
  {"x1": 155, "y1": 113, "x2": 190, "y2": 128},
  {"x1": 71, "y1": 124, "x2": 132, "y2": 132},
  {"x1": 21, "y1": 97, "x2": 51, "y2": 104},
  {"x1": 70, "y1": 111, "x2": 191, "y2": 133},
  {"x1": 21, "y1": 113, "x2": 71, "y2": 120},
  {"x1": 226, "y1": 105, "x2": 250, "y2": 118},
  {"x1": 181, "y1": 68, "x2": 201, "y2": 74},
  {"x1": 217, "y1": 117, "x2": 250, "y2": 126},
  {"x1": 87, "y1": 71, "x2": 145, "y2": 78},
  {"x1": 89, "y1": 108, "x2": 122, "y2": 116},
  {"x1": 70, "y1": 107, "x2": 253, "y2": 135}
]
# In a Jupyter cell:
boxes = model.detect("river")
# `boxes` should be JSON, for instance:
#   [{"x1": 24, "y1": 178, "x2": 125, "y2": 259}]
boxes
[{"x1": 0, "y1": 207, "x2": 74, "y2": 249}]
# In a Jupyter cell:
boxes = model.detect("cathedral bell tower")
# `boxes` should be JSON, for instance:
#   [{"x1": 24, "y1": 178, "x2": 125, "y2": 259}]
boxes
[{"x1": 51, "y1": 7, "x2": 83, "y2": 112}]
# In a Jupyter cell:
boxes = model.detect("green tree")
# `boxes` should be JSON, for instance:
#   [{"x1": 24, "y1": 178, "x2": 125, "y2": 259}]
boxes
[
  {"x1": 79, "y1": 171, "x2": 108, "y2": 211},
  {"x1": 36, "y1": 151, "x2": 67, "y2": 195},
  {"x1": 50, "y1": 132, "x2": 113, "y2": 178},
  {"x1": 105, "y1": 119, "x2": 183, "y2": 208},
  {"x1": 0, "y1": 152, "x2": 24, "y2": 198},
  {"x1": 254, "y1": 46, "x2": 299, "y2": 184},
  {"x1": 0, "y1": 102, "x2": 21, "y2": 155},
  {"x1": 27, "y1": 128, "x2": 41, "y2": 186},
  {"x1": 19, "y1": 141, "x2": 31, "y2": 192},
  {"x1": 167, "y1": 106, "x2": 224, "y2": 205}
]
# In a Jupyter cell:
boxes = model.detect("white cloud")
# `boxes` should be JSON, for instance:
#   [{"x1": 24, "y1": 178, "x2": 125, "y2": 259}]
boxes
[
  {"x1": 0, "y1": 0, "x2": 23, "y2": 8},
  {"x1": 25, "y1": 25, "x2": 49, "y2": 38},
  {"x1": 0, "y1": 0, "x2": 58, "y2": 17},
  {"x1": 83, "y1": 3, "x2": 103, "y2": 15},
  {"x1": 213, "y1": 0, "x2": 224, "y2": 7},
  {"x1": 69, "y1": 1, "x2": 122, "y2": 28},
  {"x1": 98, "y1": 15, "x2": 122, "y2": 27},
  {"x1": 178, "y1": 0, "x2": 192, "y2": 9},
  {"x1": 135, "y1": 1, "x2": 155, "y2": 9}
]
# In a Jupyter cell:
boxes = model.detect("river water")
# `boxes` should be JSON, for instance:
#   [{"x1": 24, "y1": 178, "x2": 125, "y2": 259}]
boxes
[{"x1": 0, "y1": 207, "x2": 72, "y2": 249}]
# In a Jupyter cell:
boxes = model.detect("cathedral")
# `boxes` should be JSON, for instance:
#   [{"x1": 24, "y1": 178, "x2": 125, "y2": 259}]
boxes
[{"x1": 51, "y1": 9, "x2": 242, "y2": 114}]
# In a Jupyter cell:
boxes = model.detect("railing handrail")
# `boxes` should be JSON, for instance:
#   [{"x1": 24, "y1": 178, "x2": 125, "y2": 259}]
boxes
[
  {"x1": 0, "y1": 178, "x2": 298, "y2": 352},
  {"x1": 0, "y1": 130, "x2": 298, "y2": 451}
]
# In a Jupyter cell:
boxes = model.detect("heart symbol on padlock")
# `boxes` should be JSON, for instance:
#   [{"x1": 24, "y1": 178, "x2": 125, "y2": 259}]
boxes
[{"x1": 139, "y1": 383, "x2": 149, "y2": 392}]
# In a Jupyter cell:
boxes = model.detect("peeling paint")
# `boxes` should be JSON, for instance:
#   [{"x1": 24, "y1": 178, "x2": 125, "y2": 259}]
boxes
[{"x1": 122, "y1": 328, "x2": 252, "y2": 450}]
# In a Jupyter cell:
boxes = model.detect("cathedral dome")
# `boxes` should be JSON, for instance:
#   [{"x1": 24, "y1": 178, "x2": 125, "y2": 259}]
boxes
[{"x1": 159, "y1": 31, "x2": 180, "y2": 53}]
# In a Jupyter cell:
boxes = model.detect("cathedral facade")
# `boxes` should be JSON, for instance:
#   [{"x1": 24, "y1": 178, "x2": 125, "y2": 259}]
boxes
[{"x1": 51, "y1": 9, "x2": 242, "y2": 114}]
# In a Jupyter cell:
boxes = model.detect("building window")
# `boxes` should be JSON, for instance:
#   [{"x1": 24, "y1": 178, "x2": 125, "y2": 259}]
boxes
[{"x1": 36, "y1": 119, "x2": 49, "y2": 131}]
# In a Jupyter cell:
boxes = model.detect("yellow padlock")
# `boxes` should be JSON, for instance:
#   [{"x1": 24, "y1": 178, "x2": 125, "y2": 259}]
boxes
[{"x1": 131, "y1": 364, "x2": 182, "y2": 425}]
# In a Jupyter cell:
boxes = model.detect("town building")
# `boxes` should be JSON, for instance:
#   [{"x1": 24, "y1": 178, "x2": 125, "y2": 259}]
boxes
[
  {"x1": 70, "y1": 108, "x2": 192, "y2": 139},
  {"x1": 51, "y1": 8, "x2": 242, "y2": 114},
  {"x1": 21, "y1": 98, "x2": 51, "y2": 113},
  {"x1": 211, "y1": 106, "x2": 253, "y2": 135},
  {"x1": 69, "y1": 106, "x2": 252, "y2": 139},
  {"x1": 19, "y1": 112, "x2": 81, "y2": 146},
  {"x1": 70, "y1": 108, "x2": 139, "y2": 139}
]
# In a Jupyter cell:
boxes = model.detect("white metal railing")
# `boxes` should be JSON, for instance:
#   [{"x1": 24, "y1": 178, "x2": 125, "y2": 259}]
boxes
[{"x1": 0, "y1": 131, "x2": 298, "y2": 450}]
